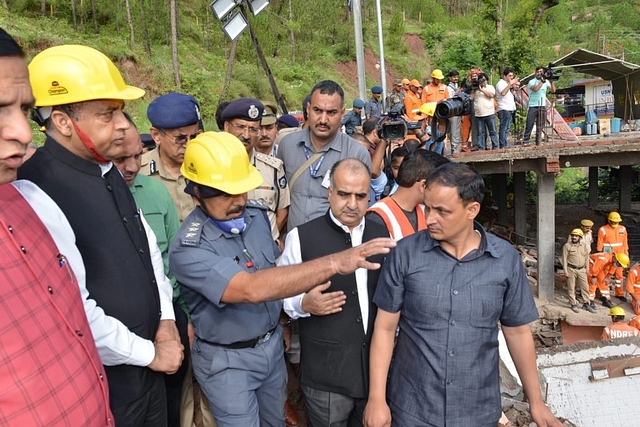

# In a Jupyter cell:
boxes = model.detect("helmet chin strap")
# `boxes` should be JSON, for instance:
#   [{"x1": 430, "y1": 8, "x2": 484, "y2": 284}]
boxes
[{"x1": 70, "y1": 119, "x2": 110, "y2": 164}]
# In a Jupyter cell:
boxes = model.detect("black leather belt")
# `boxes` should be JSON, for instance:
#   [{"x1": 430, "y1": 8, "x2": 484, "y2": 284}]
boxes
[
  {"x1": 568, "y1": 263, "x2": 585, "y2": 270},
  {"x1": 198, "y1": 326, "x2": 277, "y2": 350}
]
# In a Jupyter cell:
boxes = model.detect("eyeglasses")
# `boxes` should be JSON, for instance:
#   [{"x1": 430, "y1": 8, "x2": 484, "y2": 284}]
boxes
[
  {"x1": 159, "y1": 129, "x2": 201, "y2": 145},
  {"x1": 228, "y1": 122, "x2": 261, "y2": 136}
]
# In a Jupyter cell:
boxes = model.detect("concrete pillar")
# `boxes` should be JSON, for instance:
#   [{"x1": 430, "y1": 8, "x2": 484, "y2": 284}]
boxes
[
  {"x1": 492, "y1": 174, "x2": 507, "y2": 224},
  {"x1": 588, "y1": 166, "x2": 598, "y2": 208},
  {"x1": 514, "y1": 172, "x2": 526, "y2": 245},
  {"x1": 620, "y1": 165, "x2": 632, "y2": 212},
  {"x1": 537, "y1": 171, "x2": 556, "y2": 301}
]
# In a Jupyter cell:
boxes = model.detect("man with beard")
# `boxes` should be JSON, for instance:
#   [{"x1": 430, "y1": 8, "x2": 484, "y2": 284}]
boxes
[
  {"x1": 169, "y1": 132, "x2": 396, "y2": 426},
  {"x1": 277, "y1": 80, "x2": 371, "y2": 231},
  {"x1": 256, "y1": 100, "x2": 279, "y2": 156},
  {"x1": 222, "y1": 98, "x2": 290, "y2": 244},
  {"x1": 141, "y1": 93, "x2": 202, "y2": 222}
]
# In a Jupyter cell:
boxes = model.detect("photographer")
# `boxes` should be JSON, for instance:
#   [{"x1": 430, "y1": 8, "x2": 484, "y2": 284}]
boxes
[
  {"x1": 472, "y1": 72, "x2": 498, "y2": 150},
  {"x1": 523, "y1": 66, "x2": 556, "y2": 145},
  {"x1": 496, "y1": 68, "x2": 519, "y2": 148}
]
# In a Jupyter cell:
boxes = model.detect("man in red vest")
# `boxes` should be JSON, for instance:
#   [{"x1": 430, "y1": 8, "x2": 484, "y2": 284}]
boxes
[
  {"x1": 367, "y1": 150, "x2": 449, "y2": 240},
  {"x1": 0, "y1": 27, "x2": 113, "y2": 426}
]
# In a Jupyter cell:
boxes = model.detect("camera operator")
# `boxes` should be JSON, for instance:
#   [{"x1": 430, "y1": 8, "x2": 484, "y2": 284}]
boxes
[
  {"x1": 461, "y1": 69, "x2": 482, "y2": 151},
  {"x1": 472, "y1": 72, "x2": 498, "y2": 150},
  {"x1": 496, "y1": 68, "x2": 520, "y2": 148},
  {"x1": 523, "y1": 66, "x2": 555, "y2": 145}
]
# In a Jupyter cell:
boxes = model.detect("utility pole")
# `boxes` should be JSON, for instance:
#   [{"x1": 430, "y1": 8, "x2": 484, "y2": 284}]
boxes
[
  {"x1": 240, "y1": 1, "x2": 288, "y2": 114},
  {"x1": 352, "y1": 0, "x2": 367, "y2": 103}
]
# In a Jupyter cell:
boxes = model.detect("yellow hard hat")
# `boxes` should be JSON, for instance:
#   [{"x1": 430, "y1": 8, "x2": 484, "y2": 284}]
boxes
[
  {"x1": 29, "y1": 44, "x2": 145, "y2": 108},
  {"x1": 415, "y1": 102, "x2": 437, "y2": 118},
  {"x1": 570, "y1": 228, "x2": 584, "y2": 237},
  {"x1": 431, "y1": 69, "x2": 445, "y2": 80},
  {"x1": 610, "y1": 306, "x2": 626, "y2": 317},
  {"x1": 181, "y1": 132, "x2": 263, "y2": 195},
  {"x1": 615, "y1": 252, "x2": 630, "y2": 268},
  {"x1": 608, "y1": 211, "x2": 622, "y2": 222}
]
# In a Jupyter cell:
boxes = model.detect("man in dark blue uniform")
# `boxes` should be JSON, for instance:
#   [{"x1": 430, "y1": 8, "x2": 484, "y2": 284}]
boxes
[{"x1": 169, "y1": 132, "x2": 395, "y2": 427}]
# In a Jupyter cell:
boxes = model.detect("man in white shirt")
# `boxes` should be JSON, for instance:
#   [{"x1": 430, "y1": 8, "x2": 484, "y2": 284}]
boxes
[
  {"x1": 495, "y1": 68, "x2": 520, "y2": 149},
  {"x1": 473, "y1": 72, "x2": 498, "y2": 150},
  {"x1": 280, "y1": 159, "x2": 389, "y2": 426}
]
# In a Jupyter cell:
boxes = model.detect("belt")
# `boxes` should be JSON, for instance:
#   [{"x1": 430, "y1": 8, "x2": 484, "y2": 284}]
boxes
[
  {"x1": 198, "y1": 326, "x2": 277, "y2": 350},
  {"x1": 568, "y1": 263, "x2": 586, "y2": 270}
]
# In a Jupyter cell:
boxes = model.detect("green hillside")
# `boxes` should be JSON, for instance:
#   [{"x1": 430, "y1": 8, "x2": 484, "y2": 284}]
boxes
[{"x1": 2, "y1": 0, "x2": 640, "y2": 141}]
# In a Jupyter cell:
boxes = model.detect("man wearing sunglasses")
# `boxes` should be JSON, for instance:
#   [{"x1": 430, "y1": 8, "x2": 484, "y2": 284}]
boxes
[{"x1": 141, "y1": 92, "x2": 203, "y2": 222}]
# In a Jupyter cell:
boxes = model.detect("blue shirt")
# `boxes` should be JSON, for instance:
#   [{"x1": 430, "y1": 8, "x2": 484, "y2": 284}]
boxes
[
  {"x1": 527, "y1": 78, "x2": 551, "y2": 107},
  {"x1": 364, "y1": 98, "x2": 383, "y2": 118},
  {"x1": 169, "y1": 205, "x2": 282, "y2": 344},
  {"x1": 373, "y1": 223, "x2": 539, "y2": 427},
  {"x1": 341, "y1": 109, "x2": 362, "y2": 135}
]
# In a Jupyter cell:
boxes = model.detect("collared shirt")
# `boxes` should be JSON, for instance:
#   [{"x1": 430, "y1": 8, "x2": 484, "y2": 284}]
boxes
[
  {"x1": 17, "y1": 168, "x2": 174, "y2": 367},
  {"x1": 169, "y1": 205, "x2": 282, "y2": 344},
  {"x1": 386, "y1": 90, "x2": 405, "y2": 111},
  {"x1": 365, "y1": 98, "x2": 383, "y2": 118},
  {"x1": 2, "y1": 181, "x2": 113, "y2": 426},
  {"x1": 403, "y1": 91, "x2": 422, "y2": 122},
  {"x1": 277, "y1": 129, "x2": 372, "y2": 230},
  {"x1": 129, "y1": 173, "x2": 183, "y2": 305},
  {"x1": 341, "y1": 109, "x2": 362, "y2": 135},
  {"x1": 281, "y1": 212, "x2": 370, "y2": 333},
  {"x1": 495, "y1": 79, "x2": 516, "y2": 112},
  {"x1": 474, "y1": 84, "x2": 496, "y2": 117},
  {"x1": 527, "y1": 78, "x2": 551, "y2": 107},
  {"x1": 141, "y1": 148, "x2": 195, "y2": 222},
  {"x1": 373, "y1": 223, "x2": 538, "y2": 426},
  {"x1": 248, "y1": 151, "x2": 290, "y2": 240},
  {"x1": 421, "y1": 83, "x2": 449, "y2": 103},
  {"x1": 562, "y1": 240, "x2": 589, "y2": 271}
]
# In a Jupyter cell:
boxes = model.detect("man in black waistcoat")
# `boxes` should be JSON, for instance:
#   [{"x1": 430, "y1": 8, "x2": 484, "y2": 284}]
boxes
[
  {"x1": 19, "y1": 44, "x2": 184, "y2": 427},
  {"x1": 281, "y1": 158, "x2": 389, "y2": 426}
]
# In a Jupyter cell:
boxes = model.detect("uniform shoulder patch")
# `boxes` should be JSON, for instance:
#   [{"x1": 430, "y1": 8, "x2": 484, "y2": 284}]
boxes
[
  {"x1": 278, "y1": 175, "x2": 287, "y2": 189},
  {"x1": 246, "y1": 199, "x2": 269, "y2": 211},
  {"x1": 255, "y1": 152, "x2": 282, "y2": 169},
  {"x1": 179, "y1": 221, "x2": 204, "y2": 247}
]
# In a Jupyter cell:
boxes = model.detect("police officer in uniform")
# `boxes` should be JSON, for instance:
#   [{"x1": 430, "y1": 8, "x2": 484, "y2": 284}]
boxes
[
  {"x1": 141, "y1": 92, "x2": 202, "y2": 222},
  {"x1": 169, "y1": 132, "x2": 395, "y2": 427},
  {"x1": 220, "y1": 98, "x2": 290, "y2": 243}
]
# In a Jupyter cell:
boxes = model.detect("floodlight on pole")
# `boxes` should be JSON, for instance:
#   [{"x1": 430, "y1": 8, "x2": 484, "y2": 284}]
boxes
[
  {"x1": 247, "y1": 0, "x2": 269, "y2": 16},
  {"x1": 210, "y1": 0, "x2": 238, "y2": 20},
  {"x1": 222, "y1": 12, "x2": 248, "y2": 41}
]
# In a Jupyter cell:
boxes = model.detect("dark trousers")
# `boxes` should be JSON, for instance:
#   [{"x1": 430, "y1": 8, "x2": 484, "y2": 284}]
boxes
[
  {"x1": 112, "y1": 371, "x2": 167, "y2": 427},
  {"x1": 523, "y1": 106, "x2": 546, "y2": 144},
  {"x1": 166, "y1": 301, "x2": 190, "y2": 427}
]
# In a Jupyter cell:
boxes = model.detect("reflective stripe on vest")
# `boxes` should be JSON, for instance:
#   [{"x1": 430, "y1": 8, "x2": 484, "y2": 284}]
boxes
[{"x1": 368, "y1": 198, "x2": 426, "y2": 240}]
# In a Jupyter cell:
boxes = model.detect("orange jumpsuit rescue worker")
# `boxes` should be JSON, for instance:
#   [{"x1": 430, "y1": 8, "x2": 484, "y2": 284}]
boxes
[
  {"x1": 626, "y1": 263, "x2": 640, "y2": 315},
  {"x1": 597, "y1": 211, "x2": 629, "y2": 301},
  {"x1": 601, "y1": 307, "x2": 639, "y2": 340},
  {"x1": 589, "y1": 252, "x2": 629, "y2": 309}
]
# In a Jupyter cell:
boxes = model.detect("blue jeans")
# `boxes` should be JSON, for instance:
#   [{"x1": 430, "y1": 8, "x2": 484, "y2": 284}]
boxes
[
  {"x1": 476, "y1": 114, "x2": 498, "y2": 150},
  {"x1": 497, "y1": 109, "x2": 514, "y2": 148}
]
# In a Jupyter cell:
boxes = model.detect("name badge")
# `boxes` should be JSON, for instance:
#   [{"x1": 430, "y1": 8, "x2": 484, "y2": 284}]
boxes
[{"x1": 321, "y1": 169, "x2": 332, "y2": 189}]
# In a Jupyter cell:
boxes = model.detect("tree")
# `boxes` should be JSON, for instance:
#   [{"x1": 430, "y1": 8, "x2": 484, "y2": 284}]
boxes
[
  {"x1": 70, "y1": 0, "x2": 77, "y2": 31},
  {"x1": 170, "y1": 0, "x2": 181, "y2": 89},
  {"x1": 125, "y1": 0, "x2": 134, "y2": 47}
]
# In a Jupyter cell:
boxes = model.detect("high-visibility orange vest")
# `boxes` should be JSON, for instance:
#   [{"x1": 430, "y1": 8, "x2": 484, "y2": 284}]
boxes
[
  {"x1": 627, "y1": 266, "x2": 640, "y2": 295},
  {"x1": 421, "y1": 83, "x2": 449, "y2": 104},
  {"x1": 589, "y1": 252, "x2": 615, "y2": 277},
  {"x1": 601, "y1": 323, "x2": 640, "y2": 340},
  {"x1": 597, "y1": 224, "x2": 628, "y2": 254},
  {"x1": 368, "y1": 197, "x2": 426, "y2": 240},
  {"x1": 629, "y1": 315, "x2": 640, "y2": 331}
]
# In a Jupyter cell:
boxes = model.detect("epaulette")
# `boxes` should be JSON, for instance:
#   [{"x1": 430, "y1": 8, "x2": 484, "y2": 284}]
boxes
[
  {"x1": 179, "y1": 220, "x2": 204, "y2": 247},
  {"x1": 246, "y1": 199, "x2": 269, "y2": 211},
  {"x1": 255, "y1": 152, "x2": 283, "y2": 169}
]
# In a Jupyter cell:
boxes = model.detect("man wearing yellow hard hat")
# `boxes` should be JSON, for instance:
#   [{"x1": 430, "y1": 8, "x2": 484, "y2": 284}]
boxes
[
  {"x1": 597, "y1": 211, "x2": 629, "y2": 301},
  {"x1": 588, "y1": 251, "x2": 629, "y2": 309},
  {"x1": 20, "y1": 44, "x2": 184, "y2": 426},
  {"x1": 601, "y1": 307, "x2": 639, "y2": 340},
  {"x1": 169, "y1": 132, "x2": 395, "y2": 426},
  {"x1": 421, "y1": 69, "x2": 449, "y2": 104}
]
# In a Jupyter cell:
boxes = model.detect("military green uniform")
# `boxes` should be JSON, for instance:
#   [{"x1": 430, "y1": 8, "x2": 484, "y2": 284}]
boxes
[
  {"x1": 248, "y1": 151, "x2": 290, "y2": 240},
  {"x1": 140, "y1": 149, "x2": 195, "y2": 222}
]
